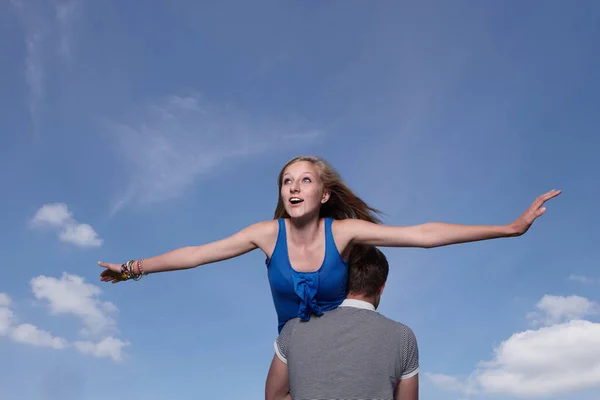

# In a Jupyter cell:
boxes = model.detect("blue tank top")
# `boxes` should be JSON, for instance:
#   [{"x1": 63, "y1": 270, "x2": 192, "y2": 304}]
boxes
[{"x1": 267, "y1": 218, "x2": 348, "y2": 333}]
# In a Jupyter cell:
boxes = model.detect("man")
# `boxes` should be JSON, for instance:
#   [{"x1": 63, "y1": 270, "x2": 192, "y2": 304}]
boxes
[{"x1": 265, "y1": 246, "x2": 419, "y2": 400}]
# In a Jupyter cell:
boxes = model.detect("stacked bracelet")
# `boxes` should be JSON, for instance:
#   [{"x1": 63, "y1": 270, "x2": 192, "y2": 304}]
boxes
[{"x1": 120, "y1": 259, "x2": 146, "y2": 281}]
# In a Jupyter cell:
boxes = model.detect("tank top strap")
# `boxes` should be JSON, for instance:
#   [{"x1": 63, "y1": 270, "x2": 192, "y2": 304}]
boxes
[
  {"x1": 266, "y1": 218, "x2": 287, "y2": 266},
  {"x1": 324, "y1": 217, "x2": 347, "y2": 264},
  {"x1": 324, "y1": 217, "x2": 335, "y2": 250},
  {"x1": 277, "y1": 218, "x2": 287, "y2": 247}
]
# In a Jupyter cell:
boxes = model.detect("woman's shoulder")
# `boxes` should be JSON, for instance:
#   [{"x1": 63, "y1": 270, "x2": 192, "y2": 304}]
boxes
[
  {"x1": 246, "y1": 219, "x2": 279, "y2": 235},
  {"x1": 243, "y1": 219, "x2": 280, "y2": 251},
  {"x1": 330, "y1": 218, "x2": 359, "y2": 234},
  {"x1": 331, "y1": 218, "x2": 379, "y2": 232}
]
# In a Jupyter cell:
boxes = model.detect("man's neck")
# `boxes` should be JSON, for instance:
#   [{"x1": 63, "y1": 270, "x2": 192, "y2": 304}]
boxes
[{"x1": 345, "y1": 293, "x2": 376, "y2": 308}]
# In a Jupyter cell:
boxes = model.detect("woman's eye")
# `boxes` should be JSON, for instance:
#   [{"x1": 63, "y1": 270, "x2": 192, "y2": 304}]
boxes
[
  {"x1": 302, "y1": 177, "x2": 311, "y2": 182},
  {"x1": 283, "y1": 179, "x2": 291, "y2": 184}
]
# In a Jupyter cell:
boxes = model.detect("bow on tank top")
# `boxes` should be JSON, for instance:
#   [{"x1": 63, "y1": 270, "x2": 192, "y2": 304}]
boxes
[{"x1": 267, "y1": 218, "x2": 348, "y2": 333}]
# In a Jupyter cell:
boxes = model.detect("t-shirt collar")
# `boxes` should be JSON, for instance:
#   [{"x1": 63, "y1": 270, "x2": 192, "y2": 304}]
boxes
[{"x1": 340, "y1": 298, "x2": 376, "y2": 311}]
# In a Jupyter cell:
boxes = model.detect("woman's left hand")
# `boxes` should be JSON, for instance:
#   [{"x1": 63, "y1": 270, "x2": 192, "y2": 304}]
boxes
[{"x1": 511, "y1": 189, "x2": 562, "y2": 236}]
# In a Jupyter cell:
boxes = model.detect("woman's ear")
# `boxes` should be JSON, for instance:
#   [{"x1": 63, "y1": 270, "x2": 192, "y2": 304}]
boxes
[{"x1": 321, "y1": 189, "x2": 331, "y2": 204}]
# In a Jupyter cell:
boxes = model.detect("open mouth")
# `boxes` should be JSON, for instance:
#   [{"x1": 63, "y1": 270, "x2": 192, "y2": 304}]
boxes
[{"x1": 289, "y1": 197, "x2": 304, "y2": 205}]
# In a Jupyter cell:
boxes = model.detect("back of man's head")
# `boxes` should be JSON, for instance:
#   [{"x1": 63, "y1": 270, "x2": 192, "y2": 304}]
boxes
[{"x1": 347, "y1": 246, "x2": 389, "y2": 297}]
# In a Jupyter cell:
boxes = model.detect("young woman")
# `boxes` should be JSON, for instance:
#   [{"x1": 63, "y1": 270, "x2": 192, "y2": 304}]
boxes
[{"x1": 98, "y1": 155, "x2": 560, "y2": 332}]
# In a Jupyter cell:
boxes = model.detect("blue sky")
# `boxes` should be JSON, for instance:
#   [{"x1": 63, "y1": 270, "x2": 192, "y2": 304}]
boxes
[{"x1": 1, "y1": 1, "x2": 599, "y2": 399}]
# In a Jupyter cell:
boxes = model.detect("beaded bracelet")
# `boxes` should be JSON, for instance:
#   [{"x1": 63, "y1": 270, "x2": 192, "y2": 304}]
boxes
[
  {"x1": 137, "y1": 259, "x2": 145, "y2": 276},
  {"x1": 120, "y1": 259, "x2": 146, "y2": 281},
  {"x1": 120, "y1": 262, "x2": 130, "y2": 280}
]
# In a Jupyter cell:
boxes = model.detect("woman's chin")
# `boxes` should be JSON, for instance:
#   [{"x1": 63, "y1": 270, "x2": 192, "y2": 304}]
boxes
[{"x1": 286, "y1": 207, "x2": 319, "y2": 220}]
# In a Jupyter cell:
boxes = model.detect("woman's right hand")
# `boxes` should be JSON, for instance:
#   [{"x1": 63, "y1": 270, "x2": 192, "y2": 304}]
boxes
[{"x1": 98, "y1": 261, "x2": 125, "y2": 284}]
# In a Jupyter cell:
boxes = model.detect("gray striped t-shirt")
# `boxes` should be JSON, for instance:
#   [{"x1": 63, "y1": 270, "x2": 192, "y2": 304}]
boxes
[{"x1": 275, "y1": 299, "x2": 419, "y2": 400}]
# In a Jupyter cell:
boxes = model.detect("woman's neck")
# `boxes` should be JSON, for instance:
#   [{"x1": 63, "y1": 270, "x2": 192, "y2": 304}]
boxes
[{"x1": 287, "y1": 214, "x2": 321, "y2": 245}]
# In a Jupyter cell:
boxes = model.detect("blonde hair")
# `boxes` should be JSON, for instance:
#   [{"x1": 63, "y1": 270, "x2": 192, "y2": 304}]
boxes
[{"x1": 273, "y1": 155, "x2": 382, "y2": 223}]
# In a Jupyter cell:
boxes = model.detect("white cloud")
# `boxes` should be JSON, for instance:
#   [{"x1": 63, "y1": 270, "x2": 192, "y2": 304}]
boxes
[
  {"x1": 74, "y1": 337, "x2": 130, "y2": 362},
  {"x1": 0, "y1": 278, "x2": 128, "y2": 362},
  {"x1": 59, "y1": 223, "x2": 103, "y2": 247},
  {"x1": 475, "y1": 320, "x2": 600, "y2": 397},
  {"x1": 31, "y1": 273, "x2": 116, "y2": 336},
  {"x1": 528, "y1": 295, "x2": 598, "y2": 326},
  {"x1": 108, "y1": 94, "x2": 322, "y2": 212},
  {"x1": 0, "y1": 291, "x2": 69, "y2": 350},
  {"x1": 429, "y1": 295, "x2": 600, "y2": 398},
  {"x1": 31, "y1": 202, "x2": 71, "y2": 226},
  {"x1": 11, "y1": 323, "x2": 68, "y2": 349},
  {"x1": 569, "y1": 274, "x2": 597, "y2": 284},
  {"x1": 30, "y1": 203, "x2": 103, "y2": 247}
]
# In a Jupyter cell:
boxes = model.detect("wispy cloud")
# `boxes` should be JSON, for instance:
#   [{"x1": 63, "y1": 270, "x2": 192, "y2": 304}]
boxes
[
  {"x1": 73, "y1": 337, "x2": 129, "y2": 362},
  {"x1": 11, "y1": 0, "x2": 81, "y2": 136},
  {"x1": 24, "y1": 34, "x2": 44, "y2": 134},
  {"x1": 107, "y1": 94, "x2": 323, "y2": 213},
  {"x1": 527, "y1": 294, "x2": 599, "y2": 326},
  {"x1": 0, "y1": 294, "x2": 15, "y2": 335},
  {"x1": 0, "y1": 273, "x2": 130, "y2": 362},
  {"x1": 569, "y1": 274, "x2": 598, "y2": 284},
  {"x1": 11, "y1": 0, "x2": 46, "y2": 136},
  {"x1": 54, "y1": 0, "x2": 80, "y2": 60},
  {"x1": 429, "y1": 294, "x2": 600, "y2": 398},
  {"x1": 0, "y1": 293, "x2": 10, "y2": 307},
  {"x1": 425, "y1": 372, "x2": 476, "y2": 397},
  {"x1": 30, "y1": 203, "x2": 103, "y2": 247}
]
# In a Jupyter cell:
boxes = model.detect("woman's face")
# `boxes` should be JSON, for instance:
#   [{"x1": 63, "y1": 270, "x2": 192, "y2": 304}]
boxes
[{"x1": 280, "y1": 161, "x2": 329, "y2": 219}]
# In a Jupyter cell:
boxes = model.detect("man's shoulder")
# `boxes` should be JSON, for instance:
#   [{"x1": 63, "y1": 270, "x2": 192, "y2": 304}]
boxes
[
  {"x1": 275, "y1": 317, "x2": 302, "y2": 364},
  {"x1": 336, "y1": 309, "x2": 417, "y2": 346},
  {"x1": 323, "y1": 307, "x2": 415, "y2": 336},
  {"x1": 277, "y1": 318, "x2": 301, "y2": 347},
  {"x1": 280, "y1": 317, "x2": 301, "y2": 335},
  {"x1": 370, "y1": 311, "x2": 414, "y2": 332},
  {"x1": 375, "y1": 312, "x2": 413, "y2": 330}
]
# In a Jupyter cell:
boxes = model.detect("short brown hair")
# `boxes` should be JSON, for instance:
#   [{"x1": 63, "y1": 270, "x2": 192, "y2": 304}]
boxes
[{"x1": 347, "y1": 246, "x2": 389, "y2": 297}]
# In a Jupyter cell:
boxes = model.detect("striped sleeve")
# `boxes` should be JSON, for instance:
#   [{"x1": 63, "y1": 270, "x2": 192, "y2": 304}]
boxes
[
  {"x1": 400, "y1": 326, "x2": 419, "y2": 379},
  {"x1": 274, "y1": 318, "x2": 299, "y2": 364}
]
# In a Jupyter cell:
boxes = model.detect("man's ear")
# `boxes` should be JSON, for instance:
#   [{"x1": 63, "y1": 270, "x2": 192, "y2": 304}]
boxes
[
  {"x1": 321, "y1": 189, "x2": 331, "y2": 204},
  {"x1": 378, "y1": 283, "x2": 386, "y2": 296}
]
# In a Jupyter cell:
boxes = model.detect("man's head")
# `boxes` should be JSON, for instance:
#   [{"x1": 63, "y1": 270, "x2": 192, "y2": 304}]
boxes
[{"x1": 346, "y1": 246, "x2": 389, "y2": 309}]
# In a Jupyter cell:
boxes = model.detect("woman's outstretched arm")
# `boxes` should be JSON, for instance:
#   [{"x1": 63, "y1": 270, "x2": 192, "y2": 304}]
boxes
[
  {"x1": 98, "y1": 220, "x2": 273, "y2": 283},
  {"x1": 338, "y1": 189, "x2": 561, "y2": 249}
]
